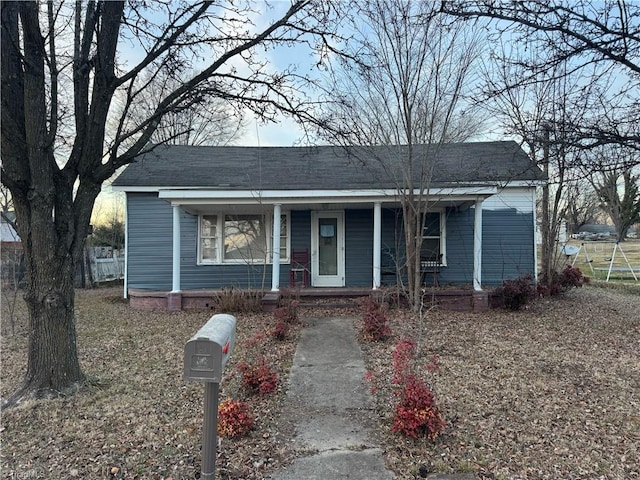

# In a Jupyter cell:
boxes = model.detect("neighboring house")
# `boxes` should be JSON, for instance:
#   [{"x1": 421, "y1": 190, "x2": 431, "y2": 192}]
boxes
[
  {"x1": 1, "y1": 214, "x2": 24, "y2": 287},
  {"x1": 112, "y1": 142, "x2": 545, "y2": 310}
]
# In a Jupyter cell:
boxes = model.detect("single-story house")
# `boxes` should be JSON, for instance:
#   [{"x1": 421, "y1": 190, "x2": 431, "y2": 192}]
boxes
[{"x1": 112, "y1": 142, "x2": 545, "y2": 310}]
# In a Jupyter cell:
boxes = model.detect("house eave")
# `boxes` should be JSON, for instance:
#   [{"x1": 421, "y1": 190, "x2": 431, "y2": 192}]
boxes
[{"x1": 156, "y1": 187, "x2": 498, "y2": 205}]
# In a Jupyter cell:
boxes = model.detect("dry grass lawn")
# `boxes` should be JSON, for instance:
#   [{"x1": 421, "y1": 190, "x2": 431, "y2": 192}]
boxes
[
  {"x1": 562, "y1": 239, "x2": 640, "y2": 282},
  {"x1": 1, "y1": 288, "x2": 303, "y2": 480},
  {"x1": 358, "y1": 284, "x2": 640, "y2": 479},
  {"x1": 2, "y1": 284, "x2": 639, "y2": 479}
]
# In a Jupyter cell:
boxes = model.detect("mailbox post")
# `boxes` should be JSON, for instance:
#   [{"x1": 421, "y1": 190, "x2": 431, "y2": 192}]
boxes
[{"x1": 184, "y1": 314, "x2": 237, "y2": 480}]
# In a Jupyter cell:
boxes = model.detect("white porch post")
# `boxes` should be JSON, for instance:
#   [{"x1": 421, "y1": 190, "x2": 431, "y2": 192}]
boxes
[
  {"x1": 171, "y1": 204, "x2": 181, "y2": 292},
  {"x1": 473, "y1": 197, "x2": 483, "y2": 291},
  {"x1": 123, "y1": 194, "x2": 129, "y2": 299},
  {"x1": 271, "y1": 204, "x2": 281, "y2": 292},
  {"x1": 373, "y1": 202, "x2": 382, "y2": 289}
]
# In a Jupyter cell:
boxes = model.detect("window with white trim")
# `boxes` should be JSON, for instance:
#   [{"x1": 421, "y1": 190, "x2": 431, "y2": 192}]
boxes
[
  {"x1": 198, "y1": 212, "x2": 290, "y2": 264},
  {"x1": 274, "y1": 213, "x2": 290, "y2": 263},
  {"x1": 421, "y1": 211, "x2": 445, "y2": 264},
  {"x1": 199, "y1": 215, "x2": 219, "y2": 263}
]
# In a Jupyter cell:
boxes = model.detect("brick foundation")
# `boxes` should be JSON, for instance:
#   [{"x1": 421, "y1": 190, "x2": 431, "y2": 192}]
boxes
[
  {"x1": 167, "y1": 292, "x2": 183, "y2": 311},
  {"x1": 472, "y1": 290, "x2": 489, "y2": 312}
]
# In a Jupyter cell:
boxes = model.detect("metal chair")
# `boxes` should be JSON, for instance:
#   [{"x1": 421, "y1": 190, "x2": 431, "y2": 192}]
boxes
[
  {"x1": 289, "y1": 249, "x2": 310, "y2": 287},
  {"x1": 421, "y1": 253, "x2": 442, "y2": 286}
]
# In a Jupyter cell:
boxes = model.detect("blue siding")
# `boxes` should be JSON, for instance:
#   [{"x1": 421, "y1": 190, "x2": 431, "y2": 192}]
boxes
[
  {"x1": 127, "y1": 196, "x2": 318, "y2": 290},
  {"x1": 345, "y1": 209, "x2": 373, "y2": 286},
  {"x1": 127, "y1": 193, "x2": 174, "y2": 290},
  {"x1": 376, "y1": 206, "x2": 535, "y2": 287},
  {"x1": 286, "y1": 210, "x2": 311, "y2": 288},
  {"x1": 127, "y1": 193, "x2": 271, "y2": 290},
  {"x1": 482, "y1": 209, "x2": 536, "y2": 285},
  {"x1": 441, "y1": 207, "x2": 535, "y2": 286},
  {"x1": 441, "y1": 208, "x2": 474, "y2": 284},
  {"x1": 126, "y1": 194, "x2": 535, "y2": 291},
  {"x1": 380, "y1": 208, "x2": 405, "y2": 285}
]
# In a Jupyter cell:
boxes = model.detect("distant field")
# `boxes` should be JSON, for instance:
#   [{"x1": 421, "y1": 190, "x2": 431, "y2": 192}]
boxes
[{"x1": 562, "y1": 238, "x2": 640, "y2": 282}]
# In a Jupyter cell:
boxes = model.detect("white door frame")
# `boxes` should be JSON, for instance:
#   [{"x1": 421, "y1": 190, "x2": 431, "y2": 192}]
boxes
[{"x1": 311, "y1": 210, "x2": 345, "y2": 287}]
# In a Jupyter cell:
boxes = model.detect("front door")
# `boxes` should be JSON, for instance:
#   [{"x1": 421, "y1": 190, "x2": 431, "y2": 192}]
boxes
[{"x1": 311, "y1": 211, "x2": 345, "y2": 287}]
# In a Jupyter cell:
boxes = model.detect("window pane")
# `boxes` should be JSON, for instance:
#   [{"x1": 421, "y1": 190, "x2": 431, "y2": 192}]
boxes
[
  {"x1": 202, "y1": 215, "x2": 217, "y2": 237},
  {"x1": 200, "y1": 216, "x2": 218, "y2": 262},
  {"x1": 421, "y1": 238, "x2": 440, "y2": 262},
  {"x1": 201, "y1": 239, "x2": 217, "y2": 261},
  {"x1": 423, "y1": 213, "x2": 440, "y2": 237},
  {"x1": 224, "y1": 214, "x2": 266, "y2": 261}
]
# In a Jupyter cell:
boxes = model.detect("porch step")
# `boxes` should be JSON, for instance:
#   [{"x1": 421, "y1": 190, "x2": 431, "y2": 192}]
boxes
[
  {"x1": 261, "y1": 292, "x2": 281, "y2": 312},
  {"x1": 297, "y1": 299, "x2": 360, "y2": 309}
]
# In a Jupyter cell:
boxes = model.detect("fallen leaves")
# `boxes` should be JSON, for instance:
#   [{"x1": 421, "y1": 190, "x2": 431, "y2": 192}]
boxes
[
  {"x1": 357, "y1": 286, "x2": 640, "y2": 479},
  {"x1": 1, "y1": 288, "x2": 301, "y2": 479},
  {"x1": 1, "y1": 286, "x2": 638, "y2": 479}
]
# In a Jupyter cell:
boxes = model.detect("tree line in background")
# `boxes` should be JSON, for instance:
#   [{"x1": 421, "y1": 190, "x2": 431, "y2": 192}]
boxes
[
  {"x1": 441, "y1": 0, "x2": 640, "y2": 281},
  {"x1": 1, "y1": 0, "x2": 639, "y2": 406}
]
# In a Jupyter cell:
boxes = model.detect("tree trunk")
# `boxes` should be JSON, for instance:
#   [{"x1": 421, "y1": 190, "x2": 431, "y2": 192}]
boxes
[
  {"x1": 5, "y1": 234, "x2": 84, "y2": 407},
  {"x1": 402, "y1": 194, "x2": 424, "y2": 313}
]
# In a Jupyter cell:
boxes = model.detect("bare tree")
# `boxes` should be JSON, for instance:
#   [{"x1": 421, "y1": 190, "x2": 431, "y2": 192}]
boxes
[
  {"x1": 584, "y1": 146, "x2": 640, "y2": 241},
  {"x1": 113, "y1": 69, "x2": 245, "y2": 146},
  {"x1": 564, "y1": 180, "x2": 600, "y2": 235},
  {"x1": 472, "y1": 38, "x2": 594, "y2": 283},
  {"x1": 441, "y1": 0, "x2": 640, "y2": 151},
  {"x1": 314, "y1": 0, "x2": 483, "y2": 311},
  {"x1": 0, "y1": 0, "x2": 341, "y2": 407}
]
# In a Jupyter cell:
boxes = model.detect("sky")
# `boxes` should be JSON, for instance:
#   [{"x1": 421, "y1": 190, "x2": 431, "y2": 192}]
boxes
[{"x1": 95, "y1": 1, "x2": 315, "y2": 223}]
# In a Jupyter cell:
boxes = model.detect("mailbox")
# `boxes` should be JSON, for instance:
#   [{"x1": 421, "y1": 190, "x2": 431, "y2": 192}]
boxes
[{"x1": 184, "y1": 314, "x2": 237, "y2": 383}]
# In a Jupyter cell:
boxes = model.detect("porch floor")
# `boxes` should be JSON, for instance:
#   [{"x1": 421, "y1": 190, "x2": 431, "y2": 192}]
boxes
[{"x1": 128, "y1": 286, "x2": 490, "y2": 312}]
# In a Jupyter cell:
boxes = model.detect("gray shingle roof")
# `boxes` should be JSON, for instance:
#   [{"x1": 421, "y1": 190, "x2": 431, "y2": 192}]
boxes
[{"x1": 112, "y1": 141, "x2": 545, "y2": 190}]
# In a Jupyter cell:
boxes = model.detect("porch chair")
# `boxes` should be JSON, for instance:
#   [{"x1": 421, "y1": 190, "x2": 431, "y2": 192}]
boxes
[
  {"x1": 421, "y1": 253, "x2": 443, "y2": 287},
  {"x1": 289, "y1": 248, "x2": 310, "y2": 288}
]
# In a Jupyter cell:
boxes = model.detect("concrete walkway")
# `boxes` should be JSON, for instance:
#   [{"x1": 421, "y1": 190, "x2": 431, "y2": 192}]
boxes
[{"x1": 268, "y1": 316, "x2": 394, "y2": 480}]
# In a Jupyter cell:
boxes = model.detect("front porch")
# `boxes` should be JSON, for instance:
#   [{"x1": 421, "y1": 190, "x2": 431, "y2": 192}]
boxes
[{"x1": 128, "y1": 286, "x2": 491, "y2": 312}]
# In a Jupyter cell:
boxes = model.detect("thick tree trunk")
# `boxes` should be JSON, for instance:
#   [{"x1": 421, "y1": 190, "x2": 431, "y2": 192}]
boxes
[{"x1": 5, "y1": 236, "x2": 84, "y2": 407}]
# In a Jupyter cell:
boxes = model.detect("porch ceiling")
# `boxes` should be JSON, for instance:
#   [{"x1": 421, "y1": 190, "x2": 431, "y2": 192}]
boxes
[{"x1": 159, "y1": 186, "x2": 497, "y2": 214}]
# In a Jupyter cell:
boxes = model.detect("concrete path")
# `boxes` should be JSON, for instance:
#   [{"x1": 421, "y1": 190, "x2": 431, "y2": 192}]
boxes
[{"x1": 268, "y1": 316, "x2": 394, "y2": 480}]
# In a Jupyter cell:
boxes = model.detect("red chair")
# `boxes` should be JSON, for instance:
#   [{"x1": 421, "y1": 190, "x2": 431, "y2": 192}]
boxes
[{"x1": 289, "y1": 249, "x2": 310, "y2": 287}]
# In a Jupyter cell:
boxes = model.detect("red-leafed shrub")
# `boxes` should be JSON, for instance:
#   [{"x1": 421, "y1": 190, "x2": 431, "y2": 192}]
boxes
[
  {"x1": 493, "y1": 274, "x2": 537, "y2": 310},
  {"x1": 392, "y1": 339, "x2": 416, "y2": 385},
  {"x1": 237, "y1": 356, "x2": 279, "y2": 395},
  {"x1": 271, "y1": 320, "x2": 290, "y2": 340},
  {"x1": 538, "y1": 265, "x2": 590, "y2": 297},
  {"x1": 274, "y1": 298, "x2": 300, "y2": 324},
  {"x1": 389, "y1": 340, "x2": 445, "y2": 439},
  {"x1": 359, "y1": 297, "x2": 392, "y2": 342},
  {"x1": 217, "y1": 399, "x2": 254, "y2": 438},
  {"x1": 392, "y1": 374, "x2": 445, "y2": 439}
]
